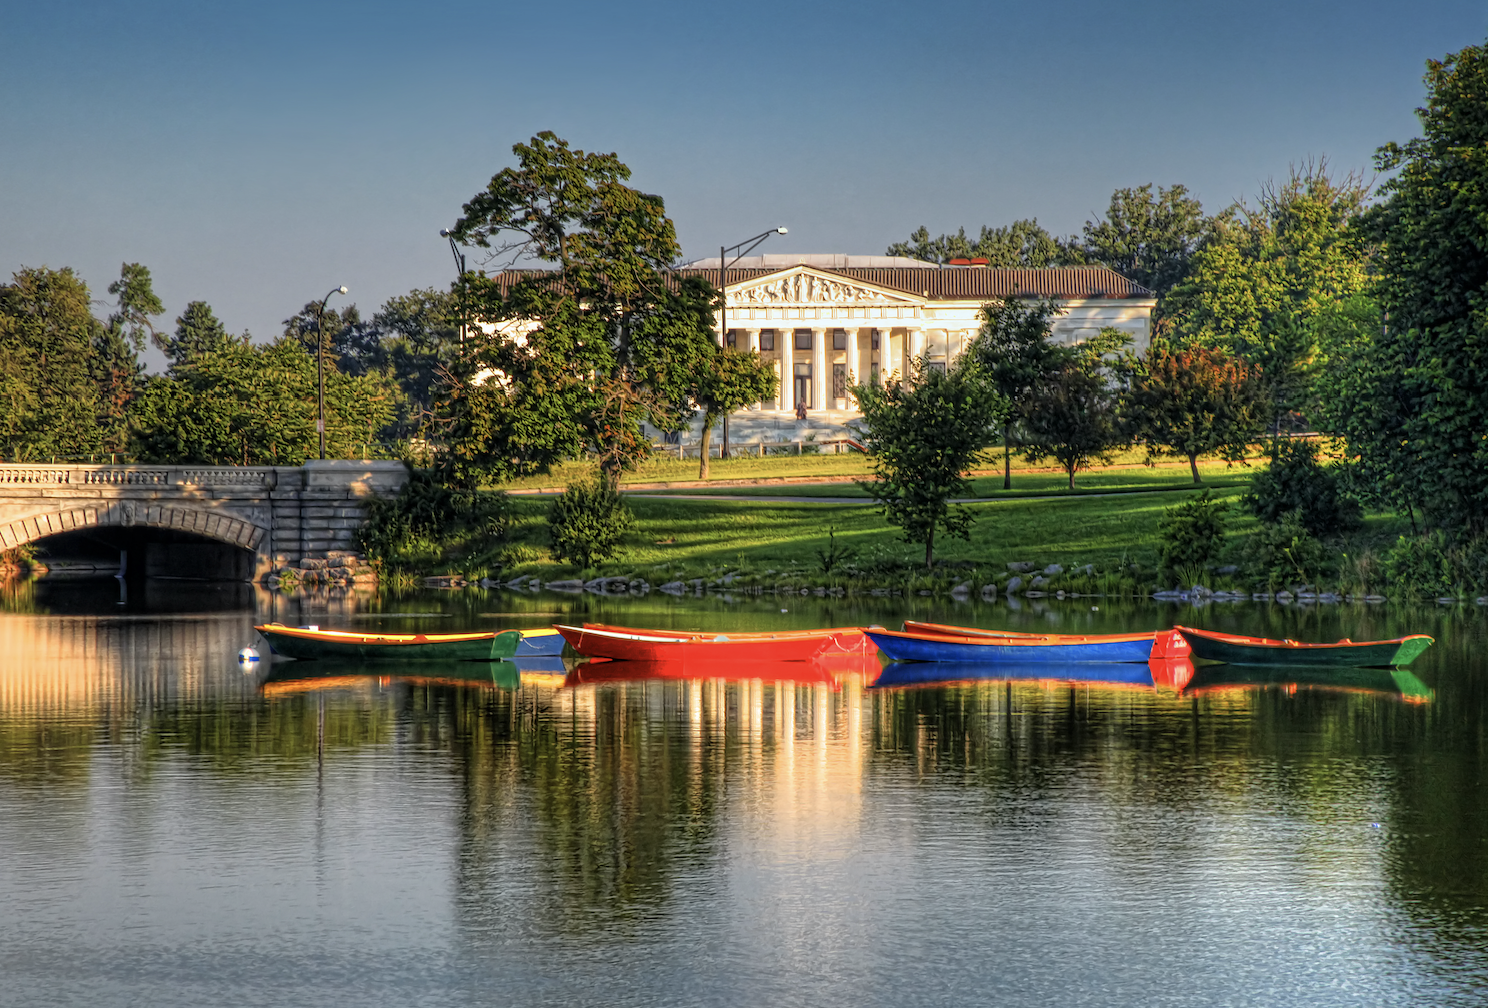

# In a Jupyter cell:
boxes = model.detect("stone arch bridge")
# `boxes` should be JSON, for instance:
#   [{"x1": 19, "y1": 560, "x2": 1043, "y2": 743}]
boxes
[{"x1": 0, "y1": 461, "x2": 407, "y2": 580}]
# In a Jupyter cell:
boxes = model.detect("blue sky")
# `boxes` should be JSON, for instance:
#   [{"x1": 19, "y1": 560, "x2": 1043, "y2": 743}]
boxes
[{"x1": 2, "y1": 0, "x2": 1483, "y2": 366}]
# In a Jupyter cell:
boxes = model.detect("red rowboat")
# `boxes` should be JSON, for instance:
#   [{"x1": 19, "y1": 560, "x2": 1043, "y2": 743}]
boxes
[
  {"x1": 555, "y1": 623, "x2": 874, "y2": 666},
  {"x1": 564, "y1": 656, "x2": 860, "y2": 687}
]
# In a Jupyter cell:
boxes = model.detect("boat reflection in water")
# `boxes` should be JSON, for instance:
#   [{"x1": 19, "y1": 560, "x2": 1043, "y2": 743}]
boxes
[
  {"x1": 564, "y1": 648, "x2": 882, "y2": 688},
  {"x1": 869, "y1": 659, "x2": 1180, "y2": 691},
  {"x1": 1179, "y1": 662, "x2": 1435, "y2": 703},
  {"x1": 258, "y1": 656, "x2": 571, "y2": 695}
]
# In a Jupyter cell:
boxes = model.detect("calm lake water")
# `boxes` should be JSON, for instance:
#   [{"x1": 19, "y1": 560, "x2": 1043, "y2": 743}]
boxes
[{"x1": 3, "y1": 577, "x2": 1488, "y2": 1007}]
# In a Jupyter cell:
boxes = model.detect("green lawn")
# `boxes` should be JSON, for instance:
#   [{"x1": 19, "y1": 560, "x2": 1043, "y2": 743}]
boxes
[{"x1": 503, "y1": 482, "x2": 1258, "y2": 581}]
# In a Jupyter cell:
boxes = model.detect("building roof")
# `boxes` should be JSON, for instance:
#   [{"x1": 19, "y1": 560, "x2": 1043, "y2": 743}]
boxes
[
  {"x1": 679, "y1": 253, "x2": 937, "y2": 270},
  {"x1": 487, "y1": 263, "x2": 1154, "y2": 301}
]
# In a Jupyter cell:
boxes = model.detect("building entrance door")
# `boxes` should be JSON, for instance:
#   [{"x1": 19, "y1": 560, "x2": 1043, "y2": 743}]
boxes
[{"x1": 793, "y1": 363, "x2": 812, "y2": 410}]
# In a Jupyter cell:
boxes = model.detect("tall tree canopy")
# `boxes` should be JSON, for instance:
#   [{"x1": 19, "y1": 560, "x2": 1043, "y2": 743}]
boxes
[
  {"x1": 1328, "y1": 38, "x2": 1488, "y2": 534},
  {"x1": 158, "y1": 301, "x2": 242, "y2": 368},
  {"x1": 1019, "y1": 329, "x2": 1136, "y2": 489},
  {"x1": 130, "y1": 337, "x2": 396, "y2": 465},
  {"x1": 1077, "y1": 184, "x2": 1208, "y2": 296},
  {"x1": 1161, "y1": 162, "x2": 1372, "y2": 426},
  {"x1": 445, "y1": 132, "x2": 730, "y2": 488},
  {"x1": 962, "y1": 298, "x2": 1062, "y2": 489},
  {"x1": 1130, "y1": 344, "x2": 1267, "y2": 483},
  {"x1": 0, "y1": 267, "x2": 108, "y2": 460},
  {"x1": 887, "y1": 219, "x2": 1071, "y2": 267}
]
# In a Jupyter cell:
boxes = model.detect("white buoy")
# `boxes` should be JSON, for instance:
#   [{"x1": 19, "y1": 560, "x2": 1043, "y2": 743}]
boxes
[{"x1": 238, "y1": 647, "x2": 260, "y2": 663}]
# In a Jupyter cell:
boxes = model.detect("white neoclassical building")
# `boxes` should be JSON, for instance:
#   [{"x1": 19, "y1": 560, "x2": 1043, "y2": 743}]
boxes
[
  {"x1": 486, "y1": 255, "x2": 1155, "y2": 439},
  {"x1": 674, "y1": 254, "x2": 1156, "y2": 419}
]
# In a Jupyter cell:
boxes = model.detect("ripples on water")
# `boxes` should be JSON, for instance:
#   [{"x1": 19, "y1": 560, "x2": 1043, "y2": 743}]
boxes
[{"x1": 1, "y1": 580, "x2": 1487, "y2": 1006}]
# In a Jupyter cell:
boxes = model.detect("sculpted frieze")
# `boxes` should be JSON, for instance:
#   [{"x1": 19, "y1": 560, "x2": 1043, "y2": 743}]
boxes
[{"x1": 733, "y1": 272, "x2": 908, "y2": 305}]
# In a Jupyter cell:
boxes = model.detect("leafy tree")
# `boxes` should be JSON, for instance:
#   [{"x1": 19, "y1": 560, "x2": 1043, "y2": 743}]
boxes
[
  {"x1": 282, "y1": 301, "x2": 367, "y2": 369},
  {"x1": 887, "y1": 219, "x2": 1073, "y2": 266},
  {"x1": 547, "y1": 476, "x2": 633, "y2": 569},
  {"x1": 129, "y1": 337, "x2": 397, "y2": 464},
  {"x1": 106, "y1": 262, "x2": 163, "y2": 352},
  {"x1": 445, "y1": 132, "x2": 718, "y2": 489},
  {"x1": 1162, "y1": 162, "x2": 1373, "y2": 427},
  {"x1": 1076, "y1": 184, "x2": 1209, "y2": 296},
  {"x1": 850, "y1": 358, "x2": 1002, "y2": 567},
  {"x1": 0, "y1": 266, "x2": 106, "y2": 460},
  {"x1": 1129, "y1": 344, "x2": 1266, "y2": 483},
  {"x1": 367, "y1": 289, "x2": 462, "y2": 438},
  {"x1": 692, "y1": 347, "x2": 778, "y2": 479},
  {"x1": 962, "y1": 298, "x2": 1062, "y2": 489},
  {"x1": 1019, "y1": 329, "x2": 1135, "y2": 489},
  {"x1": 157, "y1": 301, "x2": 242, "y2": 367},
  {"x1": 1331, "y1": 38, "x2": 1488, "y2": 534}
]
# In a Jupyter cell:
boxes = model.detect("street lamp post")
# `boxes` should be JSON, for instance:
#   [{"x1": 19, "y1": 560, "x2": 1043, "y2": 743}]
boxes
[
  {"x1": 439, "y1": 228, "x2": 468, "y2": 343},
  {"x1": 316, "y1": 286, "x2": 348, "y2": 460},
  {"x1": 718, "y1": 227, "x2": 787, "y2": 458}
]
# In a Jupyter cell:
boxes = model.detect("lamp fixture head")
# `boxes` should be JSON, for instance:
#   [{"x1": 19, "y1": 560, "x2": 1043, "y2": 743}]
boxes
[
  {"x1": 337, "y1": 286, "x2": 348, "y2": 294},
  {"x1": 776, "y1": 227, "x2": 788, "y2": 234}
]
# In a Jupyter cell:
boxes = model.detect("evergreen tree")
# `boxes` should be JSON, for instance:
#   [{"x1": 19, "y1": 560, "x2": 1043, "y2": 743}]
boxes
[{"x1": 158, "y1": 301, "x2": 242, "y2": 367}]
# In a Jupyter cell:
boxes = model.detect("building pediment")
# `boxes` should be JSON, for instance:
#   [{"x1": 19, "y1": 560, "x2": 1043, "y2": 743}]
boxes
[{"x1": 728, "y1": 266, "x2": 921, "y2": 306}]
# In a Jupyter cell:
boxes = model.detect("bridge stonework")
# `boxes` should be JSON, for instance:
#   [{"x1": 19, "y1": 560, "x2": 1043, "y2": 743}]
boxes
[{"x1": 0, "y1": 460, "x2": 408, "y2": 580}]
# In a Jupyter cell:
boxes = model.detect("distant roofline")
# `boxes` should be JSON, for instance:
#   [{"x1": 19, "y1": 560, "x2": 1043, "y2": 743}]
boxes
[{"x1": 679, "y1": 253, "x2": 937, "y2": 270}]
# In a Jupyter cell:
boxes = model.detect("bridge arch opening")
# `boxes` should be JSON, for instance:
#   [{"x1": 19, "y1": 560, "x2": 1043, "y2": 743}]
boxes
[{"x1": 34, "y1": 527, "x2": 258, "y2": 582}]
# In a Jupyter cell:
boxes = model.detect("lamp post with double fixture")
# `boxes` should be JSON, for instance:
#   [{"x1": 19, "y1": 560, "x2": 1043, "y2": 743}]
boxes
[{"x1": 717, "y1": 227, "x2": 787, "y2": 458}]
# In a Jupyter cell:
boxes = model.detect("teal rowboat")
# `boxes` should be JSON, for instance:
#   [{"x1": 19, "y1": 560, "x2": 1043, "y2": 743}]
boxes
[
  {"x1": 255, "y1": 623, "x2": 521, "y2": 661},
  {"x1": 1175, "y1": 625, "x2": 1433, "y2": 668},
  {"x1": 1181, "y1": 662, "x2": 1433, "y2": 702}
]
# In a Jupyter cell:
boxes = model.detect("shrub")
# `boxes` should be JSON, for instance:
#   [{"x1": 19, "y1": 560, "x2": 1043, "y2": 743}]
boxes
[
  {"x1": 1157, "y1": 490, "x2": 1229, "y2": 581},
  {"x1": 547, "y1": 478, "x2": 633, "y2": 570},
  {"x1": 358, "y1": 468, "x2": 510, "y2": 573},
  {"x1": 1381, "y1": 532, "x2": 1456, "y2": 600},
  {"x1": 1244, "y1": 438, "x2": 1361, "y2": 537},
  {"x1": 1239, "y1": 509, "x2": 1335, "y2": 589}
]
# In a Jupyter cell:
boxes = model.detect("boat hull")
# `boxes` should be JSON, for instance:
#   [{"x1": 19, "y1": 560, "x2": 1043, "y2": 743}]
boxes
[
  {"x1": 515, "y1": 628, "x2": 566, "y2": 657},
  {"x1": 1175, "y1": 626, "x2": 1434, "y2": 668},
  {"x1": 255, "y1": 624, "x2": 521, "y2": 661},
  {"x1": 866, "y1": 628, "x2": 1157, "y2": 664},
  {"x1": 558, "y1": 623, "x2": 870, "y2": 666},
  {"x1": 871, "y1": 660, "x2": 1160, "y2": 689}
]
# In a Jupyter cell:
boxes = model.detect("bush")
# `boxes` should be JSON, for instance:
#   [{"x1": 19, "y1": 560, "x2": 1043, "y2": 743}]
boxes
[
  {"x1": 1239, "y1": 509, "x2": 1335, "y2": 589},
  {"x1": 1157, "y1": 490, "x2": 1228, "y2": 580},
  {"x1": 1381, "y1": 532, "x2": 1457, "y2": 600},
  {"x1": 547, "y1": 478, "x2": 634, "y2": 570},
  {"x1": 358, "y1": 468, "x2": 510, "y2": 573},
  {"x1": 1244, "y1": 438, "x2": 1361, "y2": 537}
]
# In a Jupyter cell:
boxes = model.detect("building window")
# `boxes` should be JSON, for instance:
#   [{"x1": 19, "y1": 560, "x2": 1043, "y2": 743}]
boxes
[
  {"x1": 832, "y1": 328, "x2": 847, "y2": 350},
  {"x1": 759, "y1": 329, "x2": 775, "y2": 351},
  {"x1": 928, "y1": 361, "x2": 947, "y2": 374},
  {"x1": 794, "y1": 328, "x2": 812, "y2": 351},
  {"x1": 725, "y1": 329, "x2": 737, "y2": 348},
  {"x1": 832, "y1": 363, "x2": 847, "y2": 399},
  {"x1": 793, "y1": 362, "x2": 812, "y2": 409},
  {"x1": 871, "y1": 329, "x2": 881, "y2": 350}
]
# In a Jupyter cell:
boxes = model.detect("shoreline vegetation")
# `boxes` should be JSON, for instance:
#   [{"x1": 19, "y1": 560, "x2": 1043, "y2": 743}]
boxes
[{"x1": 352, "y1": 451, "x2": 1472, "y2": 606}]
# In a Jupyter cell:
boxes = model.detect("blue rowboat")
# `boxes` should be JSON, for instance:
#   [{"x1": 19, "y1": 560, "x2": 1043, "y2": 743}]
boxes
[
  {"x1": 865, "y1": 627, "x2": 1159, "y2": 664},
  {"x1": 516, "y1": 628, "x2": 566, "y2": 657},
  {"x1": 871, "y1": 660, "x2": 1158, "y2": 689}
]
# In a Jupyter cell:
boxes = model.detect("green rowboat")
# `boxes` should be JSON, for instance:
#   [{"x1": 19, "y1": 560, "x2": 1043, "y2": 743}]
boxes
[
  {"x1": 1182, "y1": 662, "x2": 1433, "y2": 702},
  {"x1": 255, "y1": 623, "x2": 521, "y2": 661},
  {"x1": 1175, "y1": 625, "x2": 1433, "y2": 668}
]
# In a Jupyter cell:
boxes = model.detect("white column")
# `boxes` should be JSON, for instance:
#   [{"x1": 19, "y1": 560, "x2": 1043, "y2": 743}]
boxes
[
  {"x1": 811, "y1": 328, "x2": 827, "y2": 411},
  {"x1": 846, "y1": 327, "x2": 861, "y2": 395},
  {"x1": 780, "y1": 327, "x2": 794, "y2": 412},
  {"x1": 905, "y1": 325, "x2": 924, "y2": 382},
  {"x1": 746, "y1": 329, "x2": 763, "y2": 409}
]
